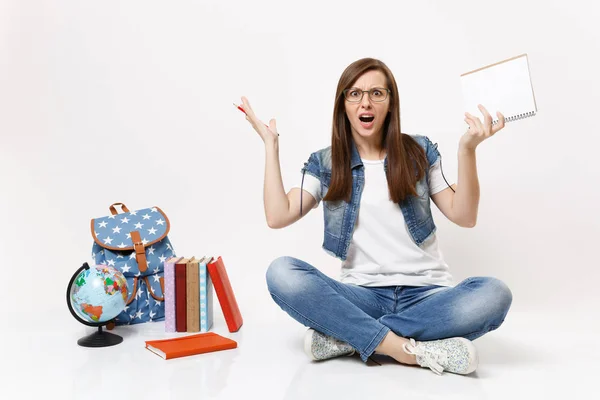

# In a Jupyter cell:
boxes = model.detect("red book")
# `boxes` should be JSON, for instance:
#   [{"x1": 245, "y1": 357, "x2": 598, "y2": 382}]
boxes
[
  {"x1": 207, "y1": 256, "x2": 243, "y2": 332},
  {"x1": 145, "y1": 332, "x2": 237, "y2": 360},
  {"x1": 175, "y1": 258, "x2": 190, "y2": 332}
]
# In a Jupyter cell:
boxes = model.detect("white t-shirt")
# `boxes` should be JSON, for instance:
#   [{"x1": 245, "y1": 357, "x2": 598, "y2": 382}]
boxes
[{"x1": 294, "y1": 158, "x2": 455, "y2": 288}]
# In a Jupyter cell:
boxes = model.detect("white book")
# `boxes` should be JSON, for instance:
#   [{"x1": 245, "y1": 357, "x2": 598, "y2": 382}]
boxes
[{"x1": 460, "y1": 54, "x2": 537, "y2": 126}]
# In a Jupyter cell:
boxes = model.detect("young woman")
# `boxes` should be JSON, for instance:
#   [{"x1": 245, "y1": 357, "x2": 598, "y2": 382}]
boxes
[{"x1": 241, "y1": 58, "x2": 512, "y2": 376}]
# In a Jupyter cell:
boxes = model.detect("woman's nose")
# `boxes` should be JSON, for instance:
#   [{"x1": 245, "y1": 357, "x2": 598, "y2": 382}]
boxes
[{"x1": 360, "y1": 93, "x2": 372, "y2": 107}]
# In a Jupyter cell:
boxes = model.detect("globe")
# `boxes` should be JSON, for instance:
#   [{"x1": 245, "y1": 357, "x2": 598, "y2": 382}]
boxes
[{"x1": 68, "y1": 264, "x2": 128, "y2": 324}]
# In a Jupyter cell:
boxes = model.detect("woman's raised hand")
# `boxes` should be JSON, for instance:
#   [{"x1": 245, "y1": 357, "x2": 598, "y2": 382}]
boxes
[{"x1": 241, "y1": 96, "x2": 279, "y2": 143}]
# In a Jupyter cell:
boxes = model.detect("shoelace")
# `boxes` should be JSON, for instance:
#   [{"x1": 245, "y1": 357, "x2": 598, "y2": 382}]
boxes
[{"x1": 403, "y1": 338, "x2": 448, "y2": 375}]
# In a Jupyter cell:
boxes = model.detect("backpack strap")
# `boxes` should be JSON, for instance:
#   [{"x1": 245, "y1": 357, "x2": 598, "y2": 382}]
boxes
[
  {"x1": 130, "y1": 231, "x2": 148, "y2": 273},
  {"x1": 144, "y1": 276, "x2": 165, "y2": 302},
  {"x1": 125, "y1": 277, "x2": 138, "y2": 305},
  {"x1": 109, "y1": 202, "x2": 130, "y2": 215}
]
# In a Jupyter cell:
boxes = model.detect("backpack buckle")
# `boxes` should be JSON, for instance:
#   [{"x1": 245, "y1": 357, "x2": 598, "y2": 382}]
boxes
[
  {"x1": 133, "y1": 241, "x2": 144, "y2": 254},
  {"x1": 130, "y1": 231, "x2": 148, "y2": 273}
]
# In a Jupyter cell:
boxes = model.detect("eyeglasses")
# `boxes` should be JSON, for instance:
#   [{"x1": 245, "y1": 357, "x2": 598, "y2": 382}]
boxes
[{"x1": 343, "y1": 87, "x2": 390, "y2": 103}]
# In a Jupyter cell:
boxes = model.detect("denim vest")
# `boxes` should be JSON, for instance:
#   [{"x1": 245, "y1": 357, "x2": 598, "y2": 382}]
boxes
[{"x1": 301, "y1": 134, "x2": 441, "y2": 261}]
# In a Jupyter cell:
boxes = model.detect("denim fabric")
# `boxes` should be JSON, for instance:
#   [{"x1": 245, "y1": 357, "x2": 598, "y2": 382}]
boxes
[
  {"x1": 301, "y1": 135, "x2": 442, "y2": 261},
  {"x1": 266, "y1": 256, "x2": 512, "y2": 363}
]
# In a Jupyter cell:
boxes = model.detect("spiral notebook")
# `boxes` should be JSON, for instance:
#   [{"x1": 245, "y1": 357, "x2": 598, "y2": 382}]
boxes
[{"x1": 460, "y1": 54, "x2": 537, "y2": 126}]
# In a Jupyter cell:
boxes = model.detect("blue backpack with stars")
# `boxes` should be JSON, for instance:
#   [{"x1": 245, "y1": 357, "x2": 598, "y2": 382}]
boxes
[{"x1": 91, "y1": 203, "x2": 176, "y2": 327}]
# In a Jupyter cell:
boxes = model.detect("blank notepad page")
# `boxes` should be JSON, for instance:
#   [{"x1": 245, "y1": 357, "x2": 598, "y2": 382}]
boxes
[{"x1": 460, "y1": 54, "x2": 537, "y2": 125}]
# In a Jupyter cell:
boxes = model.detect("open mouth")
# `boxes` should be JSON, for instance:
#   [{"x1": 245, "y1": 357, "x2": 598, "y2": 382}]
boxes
[{"x1": 358, "y1": 114, "x2": 375, "y2": 129}]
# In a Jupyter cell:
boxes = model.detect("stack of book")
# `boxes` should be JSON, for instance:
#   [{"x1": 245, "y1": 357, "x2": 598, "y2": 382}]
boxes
[{"x1": 163, "y1": 256, "x2": 243, "y2": 333}]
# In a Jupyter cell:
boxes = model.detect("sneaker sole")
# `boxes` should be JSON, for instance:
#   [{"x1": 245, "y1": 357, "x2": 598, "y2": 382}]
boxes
[{"x1": 455, "y1": 337, "x2": 478, "y2": 374}]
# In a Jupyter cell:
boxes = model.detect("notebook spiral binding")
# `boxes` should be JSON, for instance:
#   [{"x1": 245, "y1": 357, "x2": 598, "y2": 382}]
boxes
[{"x1": 492, "y1": 110, "x2": 536, "y2": 125}]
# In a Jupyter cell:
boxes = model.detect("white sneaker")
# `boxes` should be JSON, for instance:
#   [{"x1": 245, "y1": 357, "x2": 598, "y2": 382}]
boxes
[
  {"x1": 304, "y1": 328, "x2": 355, "y2": 361},
  {"x1": 403, "y1": 337, "x2": 478, "y2": 375}
]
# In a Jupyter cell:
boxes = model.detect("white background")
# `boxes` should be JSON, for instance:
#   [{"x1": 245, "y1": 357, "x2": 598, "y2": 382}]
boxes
[{"x1": 1, "y1": 1, "x2": 599, "y2": 397}]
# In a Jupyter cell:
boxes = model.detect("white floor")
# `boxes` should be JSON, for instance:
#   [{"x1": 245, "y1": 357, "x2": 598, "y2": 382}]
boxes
[{"x1": 5, "y1": 302, "x2": 598, "y2": 400}]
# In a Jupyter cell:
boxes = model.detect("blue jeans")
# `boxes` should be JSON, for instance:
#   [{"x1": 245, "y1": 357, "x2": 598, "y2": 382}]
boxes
[{"x1": 266, "y1": 256, "x2": 513, "y2": 362}]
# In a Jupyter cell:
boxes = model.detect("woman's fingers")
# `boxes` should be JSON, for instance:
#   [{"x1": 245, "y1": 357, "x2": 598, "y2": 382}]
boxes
[
  {"x1": 241, "y1": 97, "x2": 280, "y2": 139},
  {"x1": 241, "y1": 96, "x2": 257, "y2": 119},
  {"x1": 477, "y1": 104, "x2": 493, "y2": 128},
  {"x1": 465, "y1": 112, "x2": 483, "y2": 133},
  {"x1": 492, "y1": 111, "x2": 506, "y2": 133},
  {"x1": 243, "y1": 97, "x2": 267, "y2": 131},
  {"x1": 241, "y1": 97, "x2": 258, "y2": 123},
  {"x1": 241, "y1": 96, "x2": 250, "y2": 108},
  {"x1": 464, "y1": 115, "x2": 475, "y2": 130},
  {"x1": 464, "y1": 113, "x2": 476, "y2": 130}
]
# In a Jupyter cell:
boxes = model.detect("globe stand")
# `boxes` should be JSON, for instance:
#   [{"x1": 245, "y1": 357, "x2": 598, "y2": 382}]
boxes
[
  {"x1": 67, "y1": 262, "x2": 125, "y2": 348},
  {"x1": 77, "y1": 325, "x2": 123, "y2": 348}
]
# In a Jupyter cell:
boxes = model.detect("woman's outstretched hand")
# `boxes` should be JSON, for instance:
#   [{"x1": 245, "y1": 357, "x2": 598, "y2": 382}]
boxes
[
  {"x1": 240, "y1": 96, "x2": 279, "y2": 144},
  {"x1": 460, "y1": 104, "x2": 506, "y2": 151}
]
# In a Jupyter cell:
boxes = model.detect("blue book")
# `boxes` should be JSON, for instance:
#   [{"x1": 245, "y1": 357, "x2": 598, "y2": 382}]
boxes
[{"x1": 199, "y1": 256, "x2": 214, "y2": 332}]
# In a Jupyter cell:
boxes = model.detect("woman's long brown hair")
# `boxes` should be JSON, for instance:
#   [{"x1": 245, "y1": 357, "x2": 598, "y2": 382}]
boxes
[{"x1": 323, "y1": 58, "x2": 428, "y2": 204}]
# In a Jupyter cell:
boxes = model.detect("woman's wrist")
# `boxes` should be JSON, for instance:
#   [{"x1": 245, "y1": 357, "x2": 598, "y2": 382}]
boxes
[{"x1": 264, "y1": 137, "x2": 279, "y2": 151}]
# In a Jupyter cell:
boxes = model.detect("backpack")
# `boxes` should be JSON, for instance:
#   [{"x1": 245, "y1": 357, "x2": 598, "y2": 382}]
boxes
[{"x1": 91, "y1": 203, "x2": 176, "y2": 326}]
